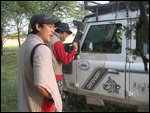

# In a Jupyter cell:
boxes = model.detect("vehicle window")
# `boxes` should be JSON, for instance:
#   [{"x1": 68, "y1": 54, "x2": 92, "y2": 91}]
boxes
[{"x1": 81, "y1": 24, "x2": 123, "y2": 53}]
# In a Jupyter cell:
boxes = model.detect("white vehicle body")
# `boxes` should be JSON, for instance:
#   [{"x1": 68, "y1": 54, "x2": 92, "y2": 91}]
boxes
[{"x1": 63, "y1": 5, "x2": 149, "y2": 111}]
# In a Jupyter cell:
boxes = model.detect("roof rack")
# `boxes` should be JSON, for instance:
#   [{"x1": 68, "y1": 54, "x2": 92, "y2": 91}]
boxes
[{"x1": 83, "y1": 1, "x2": 138, "y2": 22}]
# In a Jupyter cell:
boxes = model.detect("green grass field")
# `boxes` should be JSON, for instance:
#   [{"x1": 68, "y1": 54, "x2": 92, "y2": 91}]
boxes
[
  {"x1": 1, "y1": 40, "x2": 137, "y2": 112},
  {"x1": 1, "y1": 45, "x2": 18, "y2": 112}
]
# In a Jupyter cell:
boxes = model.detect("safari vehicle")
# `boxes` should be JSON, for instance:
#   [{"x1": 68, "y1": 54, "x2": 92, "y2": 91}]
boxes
[{"x1": 63, "y1": 1, "x2": 149, "y2": 111}]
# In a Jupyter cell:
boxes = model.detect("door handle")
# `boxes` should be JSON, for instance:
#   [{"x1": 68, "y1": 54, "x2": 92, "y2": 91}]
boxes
[{"x1": 108, "y1": 69, "x2": 119, "y2": 74}]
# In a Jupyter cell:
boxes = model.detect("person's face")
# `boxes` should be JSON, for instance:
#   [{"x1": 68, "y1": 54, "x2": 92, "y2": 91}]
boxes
[
  {"x1": 60, "y1": 32, "x2": 69, "y2": 42},
  {"x1": 36, "y1": 23, "x2": 55, "y2": 43}
]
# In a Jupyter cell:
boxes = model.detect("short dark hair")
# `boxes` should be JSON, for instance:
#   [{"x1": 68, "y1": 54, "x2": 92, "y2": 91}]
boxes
[{"x1": 30, "y1": 23, "x2": 44, "y2": 34}]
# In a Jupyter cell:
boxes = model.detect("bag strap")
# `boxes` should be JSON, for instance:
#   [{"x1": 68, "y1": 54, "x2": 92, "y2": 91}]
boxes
[{"x1": 30, "y1": 43, "x2": 46, "y2": 68}]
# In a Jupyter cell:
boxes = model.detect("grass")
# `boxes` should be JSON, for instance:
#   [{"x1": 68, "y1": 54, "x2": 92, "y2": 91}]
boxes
[
  {"x1": 1, "y1": 44, "x2": 137, "y2": 112},
  {"x1": 1, "y1": 46, "x2": 18, "y2": 112},
  {"x1": 63, "y1": 93, "x2": 137, "y2": 112}
]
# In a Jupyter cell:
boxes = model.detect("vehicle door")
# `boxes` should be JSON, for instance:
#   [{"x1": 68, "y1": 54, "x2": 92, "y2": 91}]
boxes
[{"x1": 76, "y1": 19, "x2": 127, "y2": 99}]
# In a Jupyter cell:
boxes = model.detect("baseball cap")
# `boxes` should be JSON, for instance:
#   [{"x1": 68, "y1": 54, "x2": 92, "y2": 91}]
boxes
[
  {"x1": 30, "y1": 13, "x2": 61, "y2": 29},
  {"x1": 55, "y1": 22, "x2": 72, "y2": 35}
]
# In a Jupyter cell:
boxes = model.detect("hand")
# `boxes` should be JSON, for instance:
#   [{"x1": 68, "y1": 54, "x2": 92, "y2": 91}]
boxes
[{"x1": 72, "y1": 42, "x2": 78, "y2": 51}]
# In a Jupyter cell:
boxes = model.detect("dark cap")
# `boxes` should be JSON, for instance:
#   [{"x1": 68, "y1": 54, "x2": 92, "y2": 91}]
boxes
[
  {"x1": 30, "y1": 13, "x2": 61, "y2": 29},
  {"x1": 55, "y1": 22, "x2": 72, "y2": 35}
]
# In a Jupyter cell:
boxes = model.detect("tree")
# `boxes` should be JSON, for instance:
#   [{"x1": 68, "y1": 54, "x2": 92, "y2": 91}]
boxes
[
  {"x1": 10, "y1": 1, "x2": 39, "y2": 47},
  {"x1": 134, "y1": 1, "x2": 149, "y2": 71},
  {"x1": 1, "y1": 1, "x2": 40, "y2": 51},
  {"x1": 1, "y1": 1, "x2": 13, "y2": 55},
  {"x1": 124, "y1": 1, "x2": 149, "y2": 71},
  {"x1": 1, "y1": 1, "x2": 86, "y2": 52}
]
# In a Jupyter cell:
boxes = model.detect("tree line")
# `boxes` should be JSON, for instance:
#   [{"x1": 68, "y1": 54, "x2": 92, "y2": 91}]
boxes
[{"x1": 1, "y1": 1, "x2": 87, "y2": 55}]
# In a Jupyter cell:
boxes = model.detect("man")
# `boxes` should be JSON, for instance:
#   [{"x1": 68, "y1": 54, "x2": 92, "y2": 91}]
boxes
[
  {"x1": 17, "y1": 13, "x2": 62, "y2": 112},
  {"x1": 47, "y1": 22, "x2": 78, "y2": 104}
]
